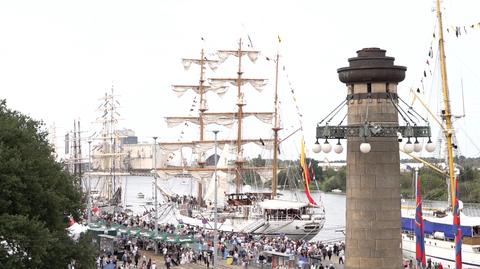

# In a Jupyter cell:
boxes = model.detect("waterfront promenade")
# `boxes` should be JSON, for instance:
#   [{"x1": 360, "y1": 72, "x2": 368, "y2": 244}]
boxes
[{"x1": 142, "y1": 250, "x2": 345, "y2": 269}]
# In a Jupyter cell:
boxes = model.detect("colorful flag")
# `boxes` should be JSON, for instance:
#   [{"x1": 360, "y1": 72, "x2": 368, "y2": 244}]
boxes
[
  {"x1": 309, "y1": 160, "x2": 316, "y2": 181},
  {"x1": 415, "y1": 175, "x2": 426, "y2": 268},
  {"x1": 454, "y1": 177, "x2": 462, "y2": 269},
  {"x1": 300, "y1": 138, "x2": 317, "y2": 205}
]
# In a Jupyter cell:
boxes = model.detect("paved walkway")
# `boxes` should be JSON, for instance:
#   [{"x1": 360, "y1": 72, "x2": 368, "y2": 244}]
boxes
[{"x1": 142, "y1": 251, "x2": 345, "y2": 269}]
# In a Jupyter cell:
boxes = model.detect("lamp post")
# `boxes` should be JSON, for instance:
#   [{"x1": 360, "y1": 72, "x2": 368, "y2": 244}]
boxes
[
  {"x1": 213, "y1": 130, "x2": 219, "y2": 269},
  {"x1": 153, "y1": 136, "x2": 158, "y2": 254},
  {"x1": 87, "y1": 140, "x2": 92, "y2": 225},
  {"x1": 314, "y1": 48, "x2": 434, "y2": 268}
]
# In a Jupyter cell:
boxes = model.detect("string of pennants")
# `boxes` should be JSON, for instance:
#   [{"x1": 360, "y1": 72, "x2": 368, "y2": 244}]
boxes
[
  {"x1": 283, "y1": 65, "x2": 304, "y2": 130},
  {"x1": 166, "y1": 96, "x2": 198, "y2": 162},
  {"x1": 445, "y1": 22, "x2": 480, "y2": 38},
  {"x1": 263, "y1": 35, "x2": 304, "y2": 131},
  {"x1": 409, "y1": 25, "x2": 439, "y2": 107},
  {"x1": 410, "y1": 20, "x2": 479, "y2": 105}
]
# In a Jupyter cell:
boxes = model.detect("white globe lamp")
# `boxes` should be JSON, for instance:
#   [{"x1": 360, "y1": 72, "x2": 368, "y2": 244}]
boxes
[
  {"x1": 360, "y1": 142, "x2": 371, "y2": 154},
  {"x1": 322, "y1": 140, "x2": 332, "y2": 153},
  {"x1": 334, "y1": 141, "x2": 343, "y2": 154},
  {"x1": 312, "y1": 140, "x2": 322, "y2": 153},
  {"x1": 413, "y1": 138, "x2": 422, "y2": 152},
  {"x1": 425, "y1": 138, "x2": 436, "y2": 152},
  {"x1": 403, "y1": 139, "x2": 414, "y2": 154}
]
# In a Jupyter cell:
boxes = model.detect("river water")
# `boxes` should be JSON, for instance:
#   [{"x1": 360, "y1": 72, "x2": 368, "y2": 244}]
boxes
[
  {"x1": 92, "y1": 175, "x2": 480, "y2": 242},
  {"x1": 88, "y1": 176, "x2": 347, "y2": 242}
]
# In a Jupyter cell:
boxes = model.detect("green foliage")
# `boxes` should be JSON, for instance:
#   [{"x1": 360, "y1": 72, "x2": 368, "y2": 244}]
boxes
[
  {"x1": 0, "y1": 100, "x2": 97, "y2": 268},
  {"x1": 251, "y1": 154, "x2": 266, "y2": 167},
  {"x1": 459, "y1": 166, "x2": 478, "y2": 182},
  {"x1": 320, "y1": 167, "x2": 346, "y2": 192},
  {"x1": 400, "y1": 172, "x2": 414, "y2": 198},
  {"x1": 396, "y1": 165, "x2": 480, "y2": 203},
  {"x1": 277, "y1": 166, "x2": 302, "y2": 188},
  {"x1": 0, "y1": 214, "x2": 52, "y2": 269}
]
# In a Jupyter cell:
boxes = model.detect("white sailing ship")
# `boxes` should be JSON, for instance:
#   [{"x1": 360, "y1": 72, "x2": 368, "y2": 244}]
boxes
[
  {"x1": 402, "y1": 209, "x2": 480, "y2": 268},
  {"x1": 401, "y1": 0, "x2": 480, "y2": 268},
  {"x1": 87, "y1": 88, "x2": 129, "y2": 210},
  {"x1": 154, "y1": 39, "x2": 325, "y2": 240}
]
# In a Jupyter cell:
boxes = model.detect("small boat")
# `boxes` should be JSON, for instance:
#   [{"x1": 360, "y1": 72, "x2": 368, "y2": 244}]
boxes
[
  {"x1": 331, "y1": 189, "x2": 342, "y2": 193},
  {"x1": 137, "y1": 192, "x2": 145, "y2": 199}
]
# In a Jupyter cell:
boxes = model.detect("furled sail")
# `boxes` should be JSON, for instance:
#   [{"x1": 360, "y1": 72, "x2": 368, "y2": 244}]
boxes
[
  {"x1": 182, "y1": 58, "x2": 219, "y2": 71},
  {"x1": 257, "y1": 170, "x2": 274, "y2": 183},
  {"x1": 171, "y1": 85, "x2": 228, "y2": 97},
  {"x1": 208, "y1": 78, "x2": 268, "y2": 92},
  {"x1": 164, "y1": 116, "x2": 200, "y2": 128},
  {"x1": 159, "y1": 139, "x2": 274, "y2": 154},
  {"x1": 217, "y1": 50, "x2": 259, "y2": 63},
  {"x1": 203, "y1": 144, "x2": 231, "y2": 206},
  {"x1": 165, "y1": 112, "x2": 273, "y2": 128}
]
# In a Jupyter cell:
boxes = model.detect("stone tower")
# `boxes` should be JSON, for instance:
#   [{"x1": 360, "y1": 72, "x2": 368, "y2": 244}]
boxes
[{"x1": 337, "y1": 48, "x2": 406, "y2": 269}]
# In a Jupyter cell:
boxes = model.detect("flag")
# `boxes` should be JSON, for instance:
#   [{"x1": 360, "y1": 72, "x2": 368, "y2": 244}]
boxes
[
  {"x1": 247, "y1": 35, "x2": 253, "y2": 47},
  {"x1": 300, "y1": 138, "x2": 317, "y2": 205},
  {"x1": 309, "y1": 160, "x2": 316, "y2": 181},
  {"x1": 415, "y1": 175, "x2": 426, "y2": 268},
  {"x1": 454, "y1": 177, "x2": 462, "y2": 269}
]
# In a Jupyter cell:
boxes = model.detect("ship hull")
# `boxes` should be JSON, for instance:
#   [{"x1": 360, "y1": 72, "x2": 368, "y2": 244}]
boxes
[
  {"x1": 176, "y1": 210, "x2": 325, "y2": 241},
  {"x1": 402, "y1": 233, "x2": 480, "y2": 268}
]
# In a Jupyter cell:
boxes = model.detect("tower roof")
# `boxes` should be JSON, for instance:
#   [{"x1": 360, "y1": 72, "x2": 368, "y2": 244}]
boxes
[{"x1": 337, "y1": 47, "x2": 406, "y2": 84}]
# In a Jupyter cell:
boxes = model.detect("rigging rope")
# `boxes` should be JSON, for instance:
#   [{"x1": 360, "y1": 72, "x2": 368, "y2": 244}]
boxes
[
  {"x1": 317, "y1": 99, "x2": 348, "y2": 126},
  {"x1": 387, "y1": 93, "x2": 413, "y2": 125},
  {"x1": 326, "y1": 100, "x2": 348, "y2": 124},
  {"x1": 337, "y1": 113, "x2": 348, "y2": 126},
  {"x1": 398, "y1": 95, "x2": 429, "y2": 123}
]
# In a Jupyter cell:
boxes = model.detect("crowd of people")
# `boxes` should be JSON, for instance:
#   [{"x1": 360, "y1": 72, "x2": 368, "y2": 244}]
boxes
[{"x1": 91, "y1": 196, "x2": 345, "y2": 269}]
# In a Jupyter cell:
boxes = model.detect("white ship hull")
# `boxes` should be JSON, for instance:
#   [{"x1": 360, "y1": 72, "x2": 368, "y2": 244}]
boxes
[
  {"x1": 254, "y1": 219, "x2": 325, "y2": 241},
  {"x1": 402, "y1": 233, "x2": 480, "y2": 268},
  {"x1": 176, "y1": 209, "x2": 325, "y2": 241}
]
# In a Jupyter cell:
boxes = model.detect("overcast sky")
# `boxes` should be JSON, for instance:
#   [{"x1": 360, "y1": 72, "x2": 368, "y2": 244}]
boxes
[{"x1": 1, "y1": 0, "x2": 479, "y2": 160}]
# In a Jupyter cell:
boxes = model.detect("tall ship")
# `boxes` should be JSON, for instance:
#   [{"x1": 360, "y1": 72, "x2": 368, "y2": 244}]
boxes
[
  {"x1": 87, "y1": 88, "x2": 129, "y2": 211},
  {"x1": 154, "y1": 38, "x2": 326, "y2": 240},
  {"x1": 400, "y1": 0, "x2": 480, "y2": 267}
]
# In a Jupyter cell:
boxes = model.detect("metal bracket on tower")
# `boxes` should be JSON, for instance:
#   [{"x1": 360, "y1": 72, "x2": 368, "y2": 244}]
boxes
[{"x1": 316, "y1": 124, "x2": 431, "y2": 139}]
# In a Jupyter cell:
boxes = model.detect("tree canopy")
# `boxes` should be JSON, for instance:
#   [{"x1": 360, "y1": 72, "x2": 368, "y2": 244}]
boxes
[{"x1": 0, "y1": 100, "x2": 96, "y2": 268}]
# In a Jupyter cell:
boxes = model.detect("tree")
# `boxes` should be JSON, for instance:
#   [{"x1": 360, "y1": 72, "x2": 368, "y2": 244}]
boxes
[
  {"x1": 459, "y1": 166, "x2": 477, "y2": 182},
  {"x1": 321, "y1": 167, "x2": 346, "y2": 192},
  {"x1": 0, "y1": 100, "x2": 97, "y2": 268}
]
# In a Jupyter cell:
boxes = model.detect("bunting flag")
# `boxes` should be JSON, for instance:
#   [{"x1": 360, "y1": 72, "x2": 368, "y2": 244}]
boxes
[
  {"x1": 446, "y1": 22, "x2": 480, "y2": 38},
  {"x1": 415, "y1": 174, "x2": 426, "y2": 268},
  {"x1": 453, "y1": 177, "x2": 462, "y2": 269},
  {"x1": 300, "y1": 138, "x2": 317, "y2": 205}
]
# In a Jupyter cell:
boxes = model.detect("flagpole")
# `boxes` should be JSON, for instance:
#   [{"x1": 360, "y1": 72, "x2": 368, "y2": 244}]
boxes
[
  {"x1": 415, "y1": 167, "x2": 426, "y2": 269},
  {"x1": 454, "y1": 174, "x2": 462, "y2": 269}
]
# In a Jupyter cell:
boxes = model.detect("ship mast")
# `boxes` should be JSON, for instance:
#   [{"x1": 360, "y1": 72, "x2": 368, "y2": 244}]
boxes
[
  {"x1": 199, "y1": 49, "x2": 207, "y2": 141},
  {"x1": 163, "y1": 41, "x2": 270, "y2": 199},
  {"x1": 90, "y1": 88, "x2": 127, "y2": 203},
  {"x1": 235, "y1": 39, "x2": 245, "y2": 194},
  {"x1": 170, "y1": 49, "x2": 219, "y2": 203},
  {"x1": 436, "y1": 0, "x2": 457, "y2": 209},
  {"x1": 272, "y1": 53, "x2": 281, "y2": 198}
]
